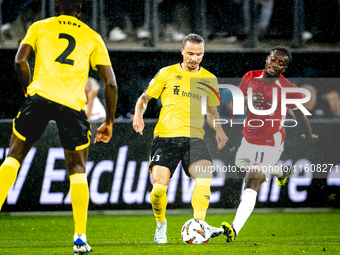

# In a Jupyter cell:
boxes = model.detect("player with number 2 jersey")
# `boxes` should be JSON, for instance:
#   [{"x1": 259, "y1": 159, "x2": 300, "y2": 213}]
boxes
[
  {"x1": 21, "y1": 14, "x2": 111, "y2": 111},
  {"x1": 0, "y1": 1, "x2": 117, "y2": 254}
]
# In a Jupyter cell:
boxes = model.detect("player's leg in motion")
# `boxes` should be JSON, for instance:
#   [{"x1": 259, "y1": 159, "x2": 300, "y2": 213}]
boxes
[
  {"x1": 189, "y1": 160, "x2": 224, "y2": 238},
  {"x1": 222, "y1": 167, "x2": 265, "y2": 242},
  {"x1": 189, "y1": 160, "x2": 212, "y2": 220},
  {"x1": 0, "y1": 134, "x2": 33, "y2": 210},
  {"x1": 65, "y1": 149, "x2": 92, "y2": 254},
  {"x1": 150, "y1": 166, "x2": 170, "y2": 243}
]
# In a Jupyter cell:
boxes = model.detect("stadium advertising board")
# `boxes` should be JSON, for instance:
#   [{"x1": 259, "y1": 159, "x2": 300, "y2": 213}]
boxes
[{"x1": 0, "y1": 120, "x2": 339, "y2": 212}]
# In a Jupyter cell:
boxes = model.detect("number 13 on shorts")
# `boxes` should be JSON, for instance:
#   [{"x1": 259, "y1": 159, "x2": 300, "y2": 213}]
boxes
[{"x1": 152, "y1": 155, "x2": 160, "y2": 162}]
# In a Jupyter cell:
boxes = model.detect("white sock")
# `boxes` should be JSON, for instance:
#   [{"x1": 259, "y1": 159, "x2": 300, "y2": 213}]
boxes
[
  {"x1": 157, "y1": 219, "x2": 167, "y2": 225},
  {"x1": 232, "y1": 188, "x2": 257, "y2": 236},
  {"x1": 74, "y1": 233, "x2": 87, "y2": 242}
]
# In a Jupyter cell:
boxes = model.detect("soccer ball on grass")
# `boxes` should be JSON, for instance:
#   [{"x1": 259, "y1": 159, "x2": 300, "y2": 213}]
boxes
[{"x1": 181, "y1": 218, "x2": 212, "y2": 244}]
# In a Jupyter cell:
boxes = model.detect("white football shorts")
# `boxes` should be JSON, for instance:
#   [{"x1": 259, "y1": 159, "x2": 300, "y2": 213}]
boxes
[{"x1": 235, "y1": 137, "x2": 284, "y2": 178}]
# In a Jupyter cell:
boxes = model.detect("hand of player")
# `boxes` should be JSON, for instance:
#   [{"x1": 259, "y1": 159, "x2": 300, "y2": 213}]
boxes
[
  {"x1": 133, "y1": 114, "x2": 144, "y2": 135},
  {"x1": 215, "y1": 129, "x2": 229, "y2": 150},
  {"x1": 246, "y1": 93, "x2": 264, "y2": 106},
  {"x1": 301, "y1": 133, "x2": 318, "y2": 143},
  {"x1": 94, "y1": 122, "x2": 113, "y2": 143}
]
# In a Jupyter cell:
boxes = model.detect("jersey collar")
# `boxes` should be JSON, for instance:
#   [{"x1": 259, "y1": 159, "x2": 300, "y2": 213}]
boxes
[{"x1": 178, "y1": 63, "x2": 202, "y2": 74}]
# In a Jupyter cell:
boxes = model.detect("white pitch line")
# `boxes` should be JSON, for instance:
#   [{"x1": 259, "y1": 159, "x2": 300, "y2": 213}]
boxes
[{"x1": 3, "y1": 207, "x2": 334, "y2": 217}]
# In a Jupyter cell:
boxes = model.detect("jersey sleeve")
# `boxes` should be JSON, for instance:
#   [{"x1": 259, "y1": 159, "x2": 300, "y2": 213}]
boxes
[
  {"x1": 145, "y1": 68, "x2": 166, "y2": 99},
  {"x1": 207, "y1": 77, "x2": 220, "y2": 107},
  {"x1": 282, "y1": 78, "x2": 303, "y2": 110},
  {"x1": 90, "y1": 35, "x2": 112, "y2": 70},
  {"x1": 20, "y1": 21, "x2": 39, "y2": 51}
]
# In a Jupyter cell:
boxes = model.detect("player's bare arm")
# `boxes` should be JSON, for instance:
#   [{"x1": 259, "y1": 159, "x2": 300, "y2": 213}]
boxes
[
  {"x1": 94, "y1": 65, "x2": 118, "y2": 144},
  {"x1": 14, "y1": 44, "x2": 33, "y2": 92},
  {"x1": 133, "y1": 93, "x2": 152, "y2": 135},
  {"x1": 85, "y1": 84, "x2": 98, "y2": 120},
  {"x1": 207, "y1": 105, "x2": 228, "y2": 150},
  {"x1": 293, "y1": 108, "x2": 318, "y2": 143}
]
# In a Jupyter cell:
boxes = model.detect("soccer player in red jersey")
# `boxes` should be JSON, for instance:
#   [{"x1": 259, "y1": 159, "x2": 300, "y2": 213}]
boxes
[{"x1": 221, "y1": 46, "x2": 317, "y2": 242}]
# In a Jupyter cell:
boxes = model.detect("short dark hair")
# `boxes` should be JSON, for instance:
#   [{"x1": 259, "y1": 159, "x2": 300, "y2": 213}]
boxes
[
  {"x1": 57, "y1": 0, "x2": 83, "y2": 13},
  {"x1": 270, "y1": 46, "x2": 292, "y2": 65},
  {"x1": 182, "y1": 34, "x2": 205, "y2": 49}
]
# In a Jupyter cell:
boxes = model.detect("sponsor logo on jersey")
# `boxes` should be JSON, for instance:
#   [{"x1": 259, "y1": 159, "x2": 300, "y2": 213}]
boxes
[
  {"x1": 182, "y1": 91, "x2": 202, "y2": 100},
  {"x1": 173, "y1": 85, "x2": 180, "y2": 95}
]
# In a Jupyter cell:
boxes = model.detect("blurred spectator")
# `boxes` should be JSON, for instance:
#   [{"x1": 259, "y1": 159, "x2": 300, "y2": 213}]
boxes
[
  {"x1": 1, "y1": 0, "x2": 32, "y2": 39},
  {"x1": 207, "y1": 0, "x2": 243, "y2": 41},
  {"x1": 85, "y1": 77, "x2": 106, "y2": 121},
  {"x1": 244, "y1": 0, "x2": 276, "y2": 40},
  {"x1": 324, "y1": 91, "x2": 340, "y2": 118},
  {"x1": 300, "y1": 84, "x2": 324, "y2": 118},
  {"x1": 105, "y1": 0, "x2": 149, "y2": 41},
  {"x1": 305, "y1": 0, "x2": 340, "y2": 44},
  {"x1": 207, "y1": 0, "x2": 274, "y2": 42},
  {"x1": 157, "y1": 0, "x2": 185, "y2": 42},
  {"x1": 258, "y1": 0, "x2": 275, "y2": 38},
  {"x1": 267, "y1": 0, "x2": 340, "y2": 43}
]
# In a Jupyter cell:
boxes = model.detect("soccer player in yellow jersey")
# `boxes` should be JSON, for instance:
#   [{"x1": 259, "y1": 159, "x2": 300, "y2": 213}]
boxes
[
  {"x1": 133, "y1": 34, "x2": 229, "y2": 243},
  {"x1": 0, "y1": 0, "x2": 117, "y2": 254}
]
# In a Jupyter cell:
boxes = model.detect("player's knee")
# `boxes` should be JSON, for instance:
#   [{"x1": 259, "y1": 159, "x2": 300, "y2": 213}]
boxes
[
  {"x1": 195, "y1": 172, "x2": 212, "y2": 187},
  {"x1": 151, "y1": 183, "x2": 168, "y2": 198},
  {"x1": 69, "y1": 173, "x2": 87, "y2": 184},
  {"x1": 244, "y1": 171, "x2": 266, "y2": 191}
]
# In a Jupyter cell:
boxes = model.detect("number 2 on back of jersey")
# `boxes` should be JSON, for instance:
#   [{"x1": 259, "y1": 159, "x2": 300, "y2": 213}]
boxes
[{"x1": 55, "y1": 33, "x2": 75, "y2": 66}]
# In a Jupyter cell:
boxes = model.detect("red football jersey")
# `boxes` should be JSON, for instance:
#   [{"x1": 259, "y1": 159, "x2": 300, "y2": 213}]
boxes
[{"x1": 240, "y1": 70, "x2": 303, "y2": 146}]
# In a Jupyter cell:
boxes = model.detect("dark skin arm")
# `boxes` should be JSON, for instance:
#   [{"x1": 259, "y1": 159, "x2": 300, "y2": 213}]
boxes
[
  {"x1": 14, "y1": 44, "x2": 33, "y2": 93},
  {"x1": 95, "y1": 65, "x2": 118, "y2": 143},
  {"x1": 293, "y1": 108, "x2": 318, "y2": 143}
]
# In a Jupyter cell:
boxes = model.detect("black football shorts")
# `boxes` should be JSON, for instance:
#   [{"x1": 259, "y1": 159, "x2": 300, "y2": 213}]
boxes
[
  {"x1": 13, "y1": 94, "x2": 91, "y2": 151},
  {"x1": 149, "y1": 136, "x2": 213, "y2": 178}
]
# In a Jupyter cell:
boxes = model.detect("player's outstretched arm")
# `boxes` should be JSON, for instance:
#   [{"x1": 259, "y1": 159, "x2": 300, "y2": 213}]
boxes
[
  {"x1": 133, "y1": 93, "x2": 152, "y2": 135},
  {"x1": 207, "y1": 106, "x2": 229, "y2": 150},
  {"x1": 94, "y1": 65, "x2": 118, "y2": 143},
  {"x1": 14, "y1": 44, "x2": 33, "y2": 93},
  {"x1": 293, "y1": 108, "x2": 318, "y2": 143}
]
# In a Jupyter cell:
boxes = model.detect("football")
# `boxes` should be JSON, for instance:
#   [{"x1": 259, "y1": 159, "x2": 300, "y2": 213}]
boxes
[{"x1": 181, "y1": 218, "x2": 212, "y2": 244}]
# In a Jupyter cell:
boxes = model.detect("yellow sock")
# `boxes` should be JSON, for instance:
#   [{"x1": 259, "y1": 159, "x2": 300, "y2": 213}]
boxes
[
  {"x1": 192, "y1": 172, "x2": 212, "y2": 220},
  {"x1": 150, "y1": 184, "x2": 168, "y2": 222},
  {"x1": 70, "y1": 173, "x2": 89, "y2": 234},
  {"x1": 0, "y1": 157, "x2": 20, "y2": 211}
]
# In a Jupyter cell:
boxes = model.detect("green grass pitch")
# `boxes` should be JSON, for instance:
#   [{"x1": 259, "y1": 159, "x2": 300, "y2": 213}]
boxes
[{"x1": 0, "y1": 210, "x2": 339, "y2": 254}]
